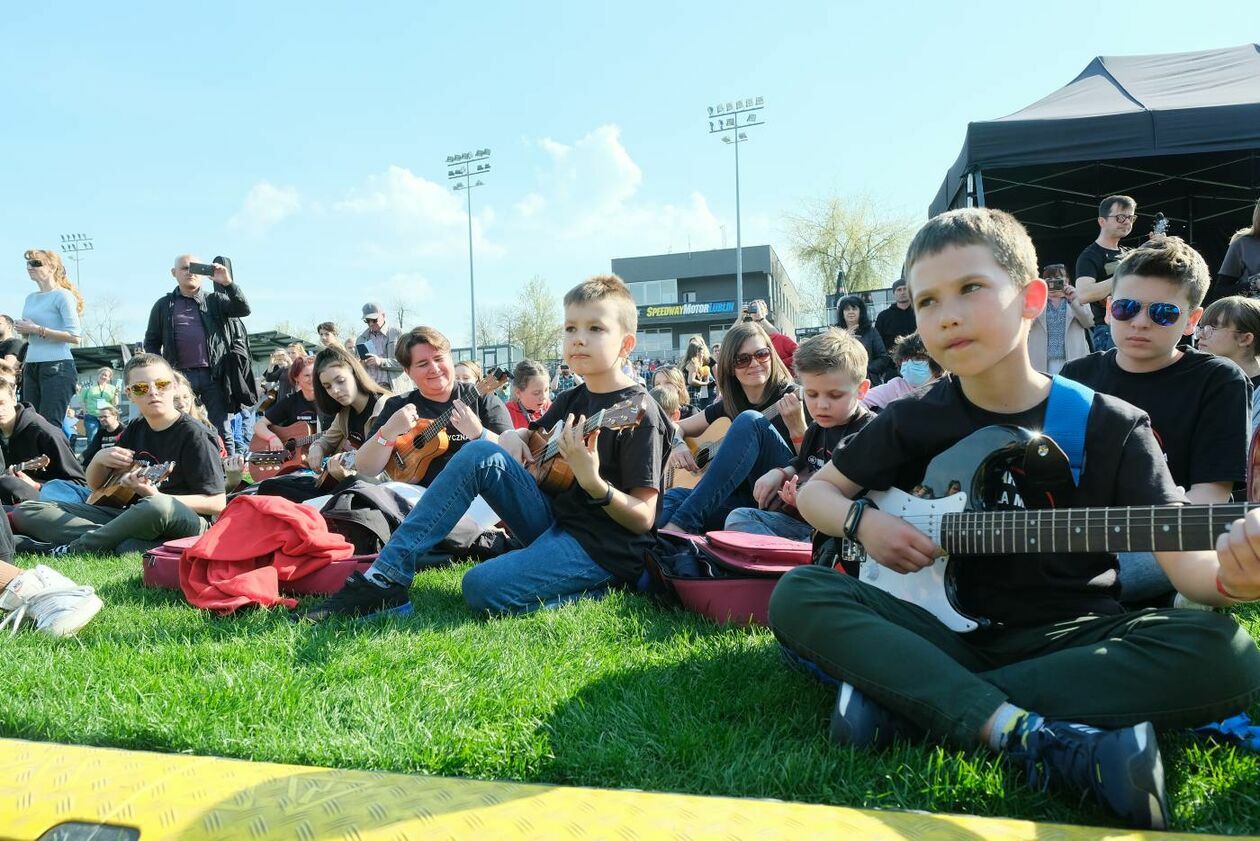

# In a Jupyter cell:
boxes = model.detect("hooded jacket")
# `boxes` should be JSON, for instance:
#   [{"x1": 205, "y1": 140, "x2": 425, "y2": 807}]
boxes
[{"x1": 0, "y1": 403, "x2": 87, "y2": 498}]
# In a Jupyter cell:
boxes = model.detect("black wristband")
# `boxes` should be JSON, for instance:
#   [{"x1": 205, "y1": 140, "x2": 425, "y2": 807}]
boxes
[
  {"x1": 585, "y1": 483, "x2": 614, "y2": 507},
  {"x1": 842, "y1": 498, "x2": 870, "y2": 542}
]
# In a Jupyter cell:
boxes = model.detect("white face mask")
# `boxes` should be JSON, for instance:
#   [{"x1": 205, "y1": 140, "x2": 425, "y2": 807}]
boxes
[{"x1": 900, "y1": 359, "x2": 933, "y2": 386}]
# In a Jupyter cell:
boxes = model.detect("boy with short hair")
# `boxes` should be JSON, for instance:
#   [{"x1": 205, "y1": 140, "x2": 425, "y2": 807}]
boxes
[
  {"x1": 12, "y1": 353, "x2": 226, "y2": 555},
  {"x1": 769, "y1": 208, "x2": 1260, "y2": 829},
  {"x1": 724, "y1": 328, "x2": 872, "y2": 543},
  {"x1": 1061, "y1": 238, "x2": 1251, "y2": 602},
  {"x1": 649, "y1": 384, "x2": 681, "y2": 423},
  {"x1": 304, "y1": 274, "x2": 670, "y2": 620}
]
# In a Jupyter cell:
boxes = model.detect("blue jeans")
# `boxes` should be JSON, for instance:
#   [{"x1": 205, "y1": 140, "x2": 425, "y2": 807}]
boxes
[
  {"x1": 369, "y1": 439, "x2": 615, "y2": 615},
  {"x1": 1117, "y1": 551, "x2": 1174, "y2": 604},
  {"x1": 39, "y1": 479, "x2": 92, "y2": 504},
  {"x1": 724, "y1": 507, "x2": 813, "y2": 542},
  {"x1": 656, "y1": 410, "x2": 795, "y2": 533},
  {"x1": 1091, "y1": 322, "x2": 1115, "y2": 352},
  {"x1": 83, "y1": 414, "x2": 100, "y2": 444}
]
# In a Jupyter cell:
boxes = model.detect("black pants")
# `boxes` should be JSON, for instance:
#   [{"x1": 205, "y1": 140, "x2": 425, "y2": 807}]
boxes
[
  {"x1": 0, "y1": 475, "x2": 41, "y2": 506},
  {"x1": 180, "y1": 367, "x2": 233, "y2": 455},
  {"x1": 22, "y1": 359, "x2": 77, "y2": 429},
  {"x1": 0, "y1": 509, "x2": 13, "y2": 563}
]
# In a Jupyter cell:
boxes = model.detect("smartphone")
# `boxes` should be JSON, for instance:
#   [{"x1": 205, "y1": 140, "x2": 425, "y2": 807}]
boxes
[
  {"x1": 1046, "y1": 278, "x2": 1065, "y2": 292},
  {"x1": 355, "y1": 343, "x2": 371, "y2": 360},
  {"x1": 187, "y1": 262, "x2": 216, "y2": 277}
]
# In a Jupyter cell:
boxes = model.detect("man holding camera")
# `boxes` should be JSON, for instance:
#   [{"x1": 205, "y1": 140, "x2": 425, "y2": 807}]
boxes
[
  {"x1": 355, "y1": 303, "x2": 403, "y2": 389},
  {"x1": 144, "y1": 255, "x2": 251, "y2": 452}
]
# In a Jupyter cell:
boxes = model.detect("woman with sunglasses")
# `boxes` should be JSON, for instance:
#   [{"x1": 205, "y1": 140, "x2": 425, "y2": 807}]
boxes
[
  {"x1": 12, "y1": 353, "x2": 226, "y2": 556},
  {"x1": 16, "y1": 250, "x2": 84, "y2": 428},
  {"x1": 658, "y1": 321, "x2": 805, "y2": 534}
]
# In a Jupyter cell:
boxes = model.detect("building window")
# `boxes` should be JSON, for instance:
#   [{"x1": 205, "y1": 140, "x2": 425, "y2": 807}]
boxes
[
  {"x1": 683, "y1": 291, "x2": 697, "y2": 303},
  {"x1": 629, "y1": 279, "x2": 678, "y2": 306},
  {"x1": 708, "y1": 324, "x2": 729, "y2": 347},
  {"x1": 634, "y1": 327, "x2": 674, "y2": 360}
]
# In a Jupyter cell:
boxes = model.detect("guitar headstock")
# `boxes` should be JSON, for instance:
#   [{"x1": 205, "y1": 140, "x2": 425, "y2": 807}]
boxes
[
  {"x1": 476, "y1": 368, "x2": 511, "y2": 396},
  {"x1": 18, "y1": 455, "x2": 51, "y2": 473},
  {"x1": 599, "y1": 393, "x2": 650, "y2": 431},
  {"x1": 146, "y1": 461, "x2": 177, "y2": 485},
  {"x1": 245, "y1": 451, "x2": 288, "y2": 466}
]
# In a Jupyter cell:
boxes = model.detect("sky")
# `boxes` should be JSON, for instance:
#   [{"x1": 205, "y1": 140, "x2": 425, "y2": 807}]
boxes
[{"x1": 0, "y1": 1, "x2": 1249, "y2": 347}]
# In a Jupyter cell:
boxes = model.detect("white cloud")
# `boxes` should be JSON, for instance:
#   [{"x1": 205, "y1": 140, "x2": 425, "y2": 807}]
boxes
[
  {"x1": 335, "y1": 165, "x2": 501, "y2": 258},
  {"x1": 228, "y1": 182, "x2": 302, "y2": 234},
  {"x1": 518, "y1": 125, "x2": 724, "y2": 255}
]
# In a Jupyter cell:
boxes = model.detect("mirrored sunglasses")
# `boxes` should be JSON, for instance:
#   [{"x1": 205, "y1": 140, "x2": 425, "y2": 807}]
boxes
[{"x1": 1110, "y1": 298, "x2": 1181, "y2": 327}]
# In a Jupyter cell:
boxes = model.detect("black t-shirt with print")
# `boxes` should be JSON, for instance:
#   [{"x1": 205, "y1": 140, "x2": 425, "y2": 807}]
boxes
[
  {"x1": 345, "y1": 393, "x2": 382, "y2": 447},
  {"x1": 833, "y1": 376, "x2": 1182, "y2": 628},
  {"x1": 531, "y1": 383, "x2": 669, "y2": 583},
  {"x1": 117, "y1": 413, "x2": 225, "y2": 499},
  {"x1": 795, "y1": 407, "x2": 873, "y2": 476},
  {"x1": 704, "y1": 381, "x2": 799, "y2": 443},
  {"x1": 1061, "y1": 348, "x2": 1248, "y2": 490},
  {"x1": 370, "y1": 382, "x2": 513, "y2": 486},
  {"x1": 265, "y1": 392, "x2": 319, "y2": 429},
  {"x1": 81, "y1": 421, "x2": 128, "y2": 467},
  {"x1": 1075, "y1": 241, "x2": 1125, "y2": 324}
]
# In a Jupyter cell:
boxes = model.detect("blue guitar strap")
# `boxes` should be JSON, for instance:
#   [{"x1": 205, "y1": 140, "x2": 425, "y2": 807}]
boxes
[{"x1": 1044, "y1": 375, "x2": 1094, "y2": 485}]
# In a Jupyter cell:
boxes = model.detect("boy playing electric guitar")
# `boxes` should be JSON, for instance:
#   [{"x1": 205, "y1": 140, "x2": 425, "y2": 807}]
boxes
[{"x1": 769, "y1": 208, "x2": 1260, "y2": 829}]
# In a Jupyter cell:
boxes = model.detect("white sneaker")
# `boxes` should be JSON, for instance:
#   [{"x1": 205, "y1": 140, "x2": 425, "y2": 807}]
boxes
[
  {"x1": 0, "y1": 565, "x2": 103, "y2": 638},
  {"x1": 1173, "y1": 592, "x2": 1215, "y2": 611}
]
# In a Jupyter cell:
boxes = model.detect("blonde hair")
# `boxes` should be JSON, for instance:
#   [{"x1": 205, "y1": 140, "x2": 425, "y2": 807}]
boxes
[
  {"x1": 563, "y1": 274, "x2": 638, "y2": 335},
  {"x1": 653, "y1": 365, "x2": 691, "y2": 406},
  {"x1": 24, "y1": 249, "x2": 85, "y2": 315},
  {"x1": 171, "y1": 370, "x2": 211, "y2": 426},
  {"x1": 793, "y1": 327, "x2": 868, "y2": 382},
  {"x1": 649, "y1": 385, "x2": 680, "y2": 417}
]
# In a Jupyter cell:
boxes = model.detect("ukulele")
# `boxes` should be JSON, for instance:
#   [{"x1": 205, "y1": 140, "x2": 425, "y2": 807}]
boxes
[
  {"x1": 672, "y1": 387, "x2": 800, "y2": 490},
  {"x1": 88, "y1": 460, "x2": 176, "y2": 508},
  {"x1": 4, "y1": 454, "x2": 51, "y2": 476},
  {"x1": 832, "y1": 425, "x2": 1257, "y2": 633},
  {"x1": 525, "y1": 394, "x2": 651, "y2": 494},
  {"x1": 385, "y1": 368, "x2": 510, "y2": 484},
  {"x1": 247, "y1": 421, "x2": 321, "y2": 481}
]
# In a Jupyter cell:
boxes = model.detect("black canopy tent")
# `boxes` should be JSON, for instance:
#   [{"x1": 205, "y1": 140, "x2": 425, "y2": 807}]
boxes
[{"x1": 930, "y1": 44, "x2": 1260, "y2": 275}]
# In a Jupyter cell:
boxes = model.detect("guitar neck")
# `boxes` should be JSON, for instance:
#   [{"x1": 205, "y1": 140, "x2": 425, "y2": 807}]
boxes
[
  {"x1": 539, "y1": 410, "x2": 606, "y2": 462},
  {"x1": 939, "y1": 503, "x2": 1257, "y2": 555}
]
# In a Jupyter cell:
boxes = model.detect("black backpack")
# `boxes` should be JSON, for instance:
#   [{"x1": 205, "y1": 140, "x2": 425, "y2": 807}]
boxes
[{"x1": 320, "y1": 480, "x2": 516, "y2": 564}]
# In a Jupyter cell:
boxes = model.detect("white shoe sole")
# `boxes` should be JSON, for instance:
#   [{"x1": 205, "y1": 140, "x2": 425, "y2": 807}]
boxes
[{"x1": 39, "y1": 595, "x2": 103, "y2": 638}]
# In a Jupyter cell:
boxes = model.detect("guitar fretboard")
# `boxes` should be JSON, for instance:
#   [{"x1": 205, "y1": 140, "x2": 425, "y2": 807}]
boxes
[
  {"x1": 539, "y1": 410, "x2": 606, "y2": 463},
  {"x1": 938, "y1": 503, "x2": 1256, "y2": 555}
]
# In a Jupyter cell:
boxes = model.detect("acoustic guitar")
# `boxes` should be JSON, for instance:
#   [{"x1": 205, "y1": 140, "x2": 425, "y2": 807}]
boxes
[
  {"x1": 671, "y1": 388, "x2": 800, "y2": 490},
  {"x1": 5, "y1": 454, "x2": 51, "y2": 476},
  {"x1": 88, "y1": 460, "x2": 176, "y2": 508},
  {"x1": 315, "y1": 449, "x2": 356, "y2": 491},
  {"x1": 247, "y1": 422, "x2": 321, "y2": 481},
  {"x1": 384, "y1": 368, "x2": 509, "y2": 484},
  {"x1": 525, "y1": 394, "x2": 650, "y2": 494}
]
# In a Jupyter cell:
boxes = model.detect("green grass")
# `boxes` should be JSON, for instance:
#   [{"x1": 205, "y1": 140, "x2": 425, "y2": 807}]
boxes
[{"x1": 2, "y1": 552, "x2": 1258, "y2": 834}]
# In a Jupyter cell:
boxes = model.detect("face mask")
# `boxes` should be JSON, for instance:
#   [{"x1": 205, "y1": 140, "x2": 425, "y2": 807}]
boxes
[{"x1": 900, "y1": 359, "x2": 932, "y2": 386}]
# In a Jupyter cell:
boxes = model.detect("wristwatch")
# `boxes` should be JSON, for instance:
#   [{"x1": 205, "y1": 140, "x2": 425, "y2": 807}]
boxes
[
  {"x1": 842, "y1": 497, "x2": 874, "y2": 542},
  {"x1": 585, "y1": 483, "x2": 614, "y2": 507}
]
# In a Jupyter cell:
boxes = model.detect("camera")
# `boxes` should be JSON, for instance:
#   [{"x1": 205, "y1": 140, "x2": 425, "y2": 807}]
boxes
[
  {"x1": 1046, "y1": 278, "x2": 1065, "y2": 292},
  {"x1": 743, "y1": 303, "x2": 756, "y2": 314}
]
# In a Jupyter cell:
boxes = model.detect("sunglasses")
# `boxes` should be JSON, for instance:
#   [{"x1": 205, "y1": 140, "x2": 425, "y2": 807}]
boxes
[
  {"x1": 1108, "y1": 214, "x2": 1136, "y2": 223},
  {"x1": 26, "y1": 259, "x2": 43, "y2": 268},
  {"x1": 125, "y1": 379, "x2": 174, "y2": 398},
  {"x1": 1109, "y1": 298, "x2": 1182, "y2": 327},
  {"x1": 733, "y1": 347, "x2": 773, "y2": 369}
]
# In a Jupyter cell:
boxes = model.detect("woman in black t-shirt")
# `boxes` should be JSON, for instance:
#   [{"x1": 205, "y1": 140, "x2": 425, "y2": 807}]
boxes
[
  {"x1": 658, "y1": 321, "x2": 807, "y2": 534},
  {"x1": 307, "y1": 345, "x2": 390, "y2": 483},
  {"x1": 256, "y1": 355, "x2": 319, "y2": 450}
]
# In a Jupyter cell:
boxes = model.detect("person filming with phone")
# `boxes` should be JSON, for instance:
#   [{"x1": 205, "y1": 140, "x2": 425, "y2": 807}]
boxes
[
  {"x1": 143, "y1": 255, "x2": 251, "y2": 455},
  {"x1": 355, "y1": 302, "x2": 403, "y2": 389},
  {"x1": 1029, "y1": 263, "x2": 1093, "y2": 375}
]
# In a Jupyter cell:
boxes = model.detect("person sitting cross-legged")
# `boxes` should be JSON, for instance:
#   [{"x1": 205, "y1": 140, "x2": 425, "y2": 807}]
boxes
[
  {"x1": 299, "y1": 274, "x2": 670, "y2": 621},
  {"x1": 12, "y1": 353, "x2": 226, "y2": 556}
]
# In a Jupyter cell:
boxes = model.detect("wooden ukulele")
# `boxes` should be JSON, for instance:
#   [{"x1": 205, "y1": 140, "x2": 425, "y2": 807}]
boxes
[
  {"x1": 525, "y1": 394, "x2": 650, "y2": 494},
  {"x1": 5, "y1": 454, "x2": 51, "y2": 476},
  {"x1": 247, "y1": 421, "x2": 320, "y2": 481},
  {"x1": 88, "y1": 460, "x2": 176, "y2": 508},
  {"x1": 385, "y1": 368, "x2": 509, "y2": 484},
  {"x1": 671, "y1": 388, "x2": 799, "y2": 490}
]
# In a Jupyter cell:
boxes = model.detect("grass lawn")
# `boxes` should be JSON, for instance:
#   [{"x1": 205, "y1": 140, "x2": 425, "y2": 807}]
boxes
[{"x1": 2, "y1": 551, "x2": 1258, "y2": 835}]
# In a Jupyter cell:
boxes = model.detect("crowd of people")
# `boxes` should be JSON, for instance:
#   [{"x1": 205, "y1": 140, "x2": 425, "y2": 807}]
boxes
[{"x1": 2, "y1": 196, "x2": 1260, "y2": 828}]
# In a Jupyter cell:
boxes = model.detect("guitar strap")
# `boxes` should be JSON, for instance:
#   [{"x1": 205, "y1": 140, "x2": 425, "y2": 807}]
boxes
[{"x1": 1044, "y1": 375, "x2": 1095, "y2": 485}]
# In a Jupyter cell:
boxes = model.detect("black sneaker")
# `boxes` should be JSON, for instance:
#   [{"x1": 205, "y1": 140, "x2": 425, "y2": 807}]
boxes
[
  {"x1": 296, "y1": 571, "x2": 411, "y2": 623},
  {"x1": 14, "y1": 536, "x2": 62, "y2": 556},
  {"x1": 1009, "y1": 718, "x2": 1168, "y2": 829},
  {"x1": 829, "y1": 682, "x2": 920, "y2": 749}
]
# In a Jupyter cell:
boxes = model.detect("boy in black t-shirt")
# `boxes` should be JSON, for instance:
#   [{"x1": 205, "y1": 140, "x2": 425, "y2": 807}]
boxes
[
  {"x1": 1061, "y1": 239, "x2": 1250, "y2": 604},
  {"x1": 13, "y1": 353, "x2": 225, "y2": 555},
  {"x1": 303, "y1": 276, "x2": 668, "y2": 620},
  {"x1": 769, "y1": 208, "x2": 1260, "y2": 829},
  {"x1": 724, "y1": 328, "x2": 873, "y2": 543}
]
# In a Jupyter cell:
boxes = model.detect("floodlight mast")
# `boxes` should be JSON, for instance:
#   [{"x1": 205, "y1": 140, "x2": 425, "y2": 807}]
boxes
[
  {"x1": 706, "y1": 97, "x2": 764, "y2": 313},
  {"x1": 59, "y1": 233, "x2": 95, "y2": 293},
  {"x1": 445, "y1": 149, "x2": 491, "y2": 356}
]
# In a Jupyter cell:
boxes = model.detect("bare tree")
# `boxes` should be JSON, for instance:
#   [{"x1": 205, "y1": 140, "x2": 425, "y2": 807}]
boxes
[
  {"x1": 475, "y1": 277, "x2": 562, "y2": 362},
  {"x1": 80, "y1": 295, "x2": 128, "y2": 347},
  {"x1": 784, "y1": 195, "x2": 917, "y2": 325}
]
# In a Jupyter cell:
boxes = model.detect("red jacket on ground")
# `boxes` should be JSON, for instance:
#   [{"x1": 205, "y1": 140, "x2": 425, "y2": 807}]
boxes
[{"x1": 180, "y1": 494, "x2": 353, "y2": 614}]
